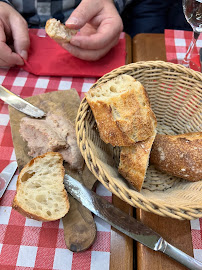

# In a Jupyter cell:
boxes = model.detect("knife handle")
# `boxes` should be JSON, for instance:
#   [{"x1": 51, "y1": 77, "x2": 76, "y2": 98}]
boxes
[{"x1": 162, "y1": 241, "x2": 202, "y2": 270}]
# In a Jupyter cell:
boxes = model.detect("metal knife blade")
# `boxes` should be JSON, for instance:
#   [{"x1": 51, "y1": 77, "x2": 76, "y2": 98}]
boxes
[
  {"x1": 0, "y1": 161, "x2": 18, "y2": 198},
  {"x1": 0, "y1": 85, "x2": 46, "y2": 118},
  {"x1": 64, "y1": 175, "x2": 202, "y2": 270}
]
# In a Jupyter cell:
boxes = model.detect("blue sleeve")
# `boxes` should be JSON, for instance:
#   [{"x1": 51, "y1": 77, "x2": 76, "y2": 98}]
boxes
[{"x1": 114, "y1": 0, "x2": 133, "y2": 14}]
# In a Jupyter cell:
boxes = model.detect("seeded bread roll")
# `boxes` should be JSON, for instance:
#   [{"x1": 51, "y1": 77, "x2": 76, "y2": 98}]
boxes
[
  {"x1": 85, "y1": 74, "x2": 157, "y2": 146},
  {"x1": 118, "y1": 131, "x2": 156, "y2": 191},
  {"x1": 12, "y1": 152, "x2": 70, "y2": 221},
  {"x1": 45, "y1": 18, "x2": 77, "y2": 43},
  {"x1": 150, "y1": 132, "x2": 202, "y2": 182}
]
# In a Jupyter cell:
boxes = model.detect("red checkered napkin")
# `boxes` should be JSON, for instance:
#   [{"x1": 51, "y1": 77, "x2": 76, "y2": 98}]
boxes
[
  {"x1": 0, "y1": 66, "x2": 112, "y2": 270},
  {"x1": 165, "y1": 29, "x2": 202, "y2": 70},
  {"x1": 165, "y1": 29, "x2": 202, "y2": 263}
]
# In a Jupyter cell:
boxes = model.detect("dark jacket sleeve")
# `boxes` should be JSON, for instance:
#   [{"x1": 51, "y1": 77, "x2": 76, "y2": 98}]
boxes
[
  {"x1": 0, "y1": 0, "x2": 12, "y2": 4},
  {"x1": 114, "y1": 0, "x2": 133, "y2": 14}
]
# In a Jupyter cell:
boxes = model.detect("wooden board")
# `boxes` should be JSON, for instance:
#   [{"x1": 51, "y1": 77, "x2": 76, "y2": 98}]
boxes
[
  {"x1": 8, "y1": 89, "x2": 98, "y2": 252},
  {"x1": 133, "y1": 33, "x2": 194, "y2": 270}
]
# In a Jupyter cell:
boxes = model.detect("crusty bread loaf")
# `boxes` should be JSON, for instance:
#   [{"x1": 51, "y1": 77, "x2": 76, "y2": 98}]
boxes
[
  {"x1": 45, "y1": 18, "x2": 77, "y2": 43},
  {"x1": 150, "y1": 132, "x2": 202, "y2": 182},
  {"x1": 118, "y1": 131, "x2": 156, "y2": 191},
  {"x1": 85, "y1": 74, "x2": 157, "y2": 146},
  {"x1": 12, "y1": 152, "x2": 70, "y2": 221}
]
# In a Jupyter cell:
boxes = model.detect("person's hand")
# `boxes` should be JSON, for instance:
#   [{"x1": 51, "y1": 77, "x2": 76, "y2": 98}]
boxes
[
  {"x1": 64, "y1": 0, "x2": 123, "y2": 61},
  {"x1": 0, "y1": 2, "x2": 30, "y2": 67}
]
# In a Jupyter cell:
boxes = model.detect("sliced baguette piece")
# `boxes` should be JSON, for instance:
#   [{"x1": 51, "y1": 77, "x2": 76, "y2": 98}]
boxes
[
  {"x1": 118, "y1": 131, "x2": 157, "y2": 191},
  {"x1": 86, "y1": 74, "x2": 157, "y2": 146},
  {"x1": 150, "y1": 132, "x2": 202, "y2": 182},
  {"x1": 12, "y1": 152, "x2": 70, "y2": 221},
  {"x1": 45, "y1": 18, "x2": 77, "y2": 43}
]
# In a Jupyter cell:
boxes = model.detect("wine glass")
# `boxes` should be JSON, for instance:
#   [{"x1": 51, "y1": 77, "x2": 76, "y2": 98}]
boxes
[{"x1": 182, "y1": 0, "x2": 202, "y2": 71}]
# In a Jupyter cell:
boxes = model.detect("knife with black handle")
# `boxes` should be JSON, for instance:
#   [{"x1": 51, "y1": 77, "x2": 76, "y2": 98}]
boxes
[
  {"x1": 64, "y1": 174, "x2": 202, "y2": 270},
  {"x1": 0, "y1": 85, "x2": 45, "y2": 118}
]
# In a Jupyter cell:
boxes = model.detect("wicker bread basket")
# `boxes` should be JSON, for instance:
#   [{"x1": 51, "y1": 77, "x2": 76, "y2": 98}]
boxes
[{"x1": 76, "y1": 61, "x2": 202, "y2": 220}]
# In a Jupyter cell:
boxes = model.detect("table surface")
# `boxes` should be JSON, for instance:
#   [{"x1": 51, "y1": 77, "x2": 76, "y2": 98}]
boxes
[
  {"x1": 110, "y1": 32, "x2": 194, "y2": 270},
  {"x1": 133, "y1": 33, "x2": 193, "y2": 270}
]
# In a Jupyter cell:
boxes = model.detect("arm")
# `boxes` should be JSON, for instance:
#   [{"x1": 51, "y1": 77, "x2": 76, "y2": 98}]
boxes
[
  {"x1": 63, "y1": 0, "x2": 125, "y2": 61},
  {"x1": 0, "y1": 1, "x2": 30, "y2": 67}
]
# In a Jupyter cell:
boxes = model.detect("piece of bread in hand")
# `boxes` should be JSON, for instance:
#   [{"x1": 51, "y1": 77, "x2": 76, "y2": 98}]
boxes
[
  {"x1": 85, "y1": 74, "x2": 157, "y2": 146},
  {"x1": 45, "y1": 18, "x2": 77, "y2": 43},
  {"x1": 12, "y1": 152, "x2": 70, "y2": 221},
  {"x1": 118, "y1": 131, "x2": 156, "y2": 191},
  {"x1": 150, "y1": 132, "x2": 202, "y2": 182}
]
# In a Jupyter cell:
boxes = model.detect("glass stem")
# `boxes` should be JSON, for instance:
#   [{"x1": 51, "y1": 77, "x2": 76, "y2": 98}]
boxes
[{"x1": 182, "y1": 31, "x2": 200, "y2": 67}]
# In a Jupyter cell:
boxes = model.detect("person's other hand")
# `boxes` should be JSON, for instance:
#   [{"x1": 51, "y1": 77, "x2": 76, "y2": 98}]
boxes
[
  {"x1": 0, "y1": 2, "x2": 30, "y2": 67},
  {"x1": 64, "y1": 0, "x2": 123, "y2": 61}
]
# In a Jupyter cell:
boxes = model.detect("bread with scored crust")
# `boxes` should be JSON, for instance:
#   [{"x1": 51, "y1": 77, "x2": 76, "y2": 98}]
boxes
[
  {"x1": 118, "y1": 131, "x2": 156, "y2": 191},
  {"x1": 150, "y1": 132, "x2": 202, "y2": 181},
  {"x1": 12, "y1": 152, "x2": 70, "y2": 221},
  {"x1": 45, "y1": 18, "x2": 77, "y2": 43},
  {"x1": 85, "y1": 74, "x2": 157, "y2": 146}
]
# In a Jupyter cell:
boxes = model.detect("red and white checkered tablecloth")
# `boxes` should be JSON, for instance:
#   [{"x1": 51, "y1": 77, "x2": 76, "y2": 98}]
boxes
[
  {"x1": 165, "y1": 29, "x2": 202, "y2": 263},
  {"x1": 165, "y1": 29, "x2": 202, "y2": 65},
  {"x1": 0, "y1": 29, "x2": 114, "y2": 270}
]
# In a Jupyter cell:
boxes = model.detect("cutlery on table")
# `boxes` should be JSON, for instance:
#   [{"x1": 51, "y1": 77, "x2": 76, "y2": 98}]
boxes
[
  {"x1": 0, "y1": 85, "x2": 46, "y2": 118},
  {"x1": 0, "y1": 162, "x2": 18, "y2": 198},
  {"x1": 64, "y1": 175, "x2": 202, "y2": 270}
]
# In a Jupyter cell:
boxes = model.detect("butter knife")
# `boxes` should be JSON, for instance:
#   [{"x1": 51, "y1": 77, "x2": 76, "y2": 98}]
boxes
[
  {"x1": 0, "y1": 161, "x2": 18, "y2": 198},
  {"x1": 64, "y1": 175, "x2": 202, "y2": 270},
  {"x1": 0, "y1": 85, "x2": 45, "y2": 118}
]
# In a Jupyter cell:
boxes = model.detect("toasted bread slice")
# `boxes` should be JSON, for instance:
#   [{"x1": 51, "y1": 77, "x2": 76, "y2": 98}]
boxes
[
  {"x1": 86, "y1": 74, "x2": 157, "y2": 146},
  {"x1": 12, "y1": 152, "x2": 70, "y2": 221},
  {"x1": 45, "y1": 18, "x2": 77, "y2": 43}
]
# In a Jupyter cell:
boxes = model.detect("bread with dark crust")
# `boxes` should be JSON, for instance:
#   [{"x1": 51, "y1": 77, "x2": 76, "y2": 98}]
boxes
[{"x1": 150, "y1": 132, "x2": 202, "y2": 181}]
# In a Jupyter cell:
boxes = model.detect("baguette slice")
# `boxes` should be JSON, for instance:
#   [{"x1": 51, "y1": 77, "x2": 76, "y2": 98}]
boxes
[
  {"x1": 118, "y1": 131, "x2": 156, "y2": 191},
  {"x1": 45, "y1": 18, "x2": 77, "y2": 43},
  {"x1": 150, "y1": 132, "x2": 202, "y2": 181},
  {"x1": 12, "y1": 152, "x2": 70, "y2": 221},
  {"x1": 86, "y1": 74, "x2": 157, "y2": 146}
]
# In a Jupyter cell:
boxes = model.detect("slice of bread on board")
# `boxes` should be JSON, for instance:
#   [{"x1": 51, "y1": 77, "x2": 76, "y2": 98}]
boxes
[
  {"x1": 45, "y1": 18, "x2": 77, "y2": 43},
  {"x1": 12, "y1": 152, "x2": 70, "y2": 221},
  {"x1": 118, "y1": 131, "x2": 156, "y2": 191},
  {"x1": 86, "y1": 74, "x2": 157, "y2": 146},
  {"x1": 150, "y1": 132, "x2": 202, "y2": 181}
]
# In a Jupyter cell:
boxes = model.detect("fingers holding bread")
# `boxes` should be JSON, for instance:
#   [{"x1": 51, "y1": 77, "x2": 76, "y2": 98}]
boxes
[
  {"x1": 45, "y1": 18, "x2": 77, "y2": 44},
  {"x1": 12, "y1": 152, "x2": 70, "y2": 222}
]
